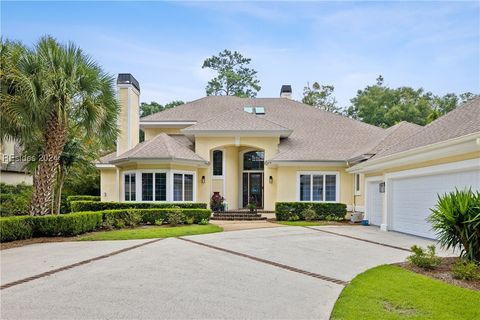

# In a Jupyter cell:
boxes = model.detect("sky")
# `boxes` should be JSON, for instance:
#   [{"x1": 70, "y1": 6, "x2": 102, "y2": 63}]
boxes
[{"x1": 2, "y1": 1, "x2": 479, "y2": 108}]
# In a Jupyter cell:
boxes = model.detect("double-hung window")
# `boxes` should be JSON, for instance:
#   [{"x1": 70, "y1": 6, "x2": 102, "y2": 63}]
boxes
[
  {"x1": 124, "y1": 173, "x2": 136, "y2": 201},
  {"x1": 298, "y1": 172, "x2": 339, "y2": 202},
  {"x1": 173, "y1": 173, "x2": 194, "y2": 201}
]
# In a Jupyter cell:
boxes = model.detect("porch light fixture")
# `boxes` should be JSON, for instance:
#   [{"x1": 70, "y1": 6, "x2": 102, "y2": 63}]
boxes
[
  {"x1": 201, "y1": 176, "x2": 205, "y2": 184},
  {"x1": 379, "y1": 182, "x2": 385, "y2": 193},
  {"x1": 269, "y1": 176, "x2": 273, "y2": 184}
]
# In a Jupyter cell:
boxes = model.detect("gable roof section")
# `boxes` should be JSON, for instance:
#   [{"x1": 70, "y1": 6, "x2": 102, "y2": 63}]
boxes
[
  {"x1": 348, "y1": 121, "x2": 422, "y2": 162},
  {"x1": 109, "y1": 133, "x2": 207, "y2": 164},
  {"x1": 181, "y1": 109, "x2": 292, "y2": 137},
  {"x1": 371, "y1": 97, "x2": 480, "y2": 160},
  {"x1": 143, "y1": 96, "x2": 385, "y2": 161}
]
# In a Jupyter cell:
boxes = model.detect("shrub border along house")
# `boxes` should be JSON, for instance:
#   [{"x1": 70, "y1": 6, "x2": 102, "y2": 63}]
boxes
[
  {"x1": 70, "y1": 200, "x2": 207, "y2": 212},
  {"x1": 275, "y1": 202, "x2": 347, "y2": 221},
  {"x1": 0, "y1": 207, "x2": 211, "y2": 242}
]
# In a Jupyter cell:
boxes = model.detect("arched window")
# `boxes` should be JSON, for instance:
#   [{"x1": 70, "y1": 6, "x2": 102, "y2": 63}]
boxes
[
  {"x1": 212, "y1": 150, "x2": 223, "y2": 176},
  {"x1": 243, "y1": 151, "x2": 264, "y2": 171}
]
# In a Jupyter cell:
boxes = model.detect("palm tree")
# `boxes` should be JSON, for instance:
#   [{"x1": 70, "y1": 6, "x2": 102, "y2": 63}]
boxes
[{"x1": 1, "y1": 36, "x2": 118, "y2": 215}]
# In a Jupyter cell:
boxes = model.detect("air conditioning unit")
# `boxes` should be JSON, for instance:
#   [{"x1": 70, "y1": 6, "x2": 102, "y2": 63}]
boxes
[{"x1": 350, "y1": 212, "x2": 364, "y2": 223}]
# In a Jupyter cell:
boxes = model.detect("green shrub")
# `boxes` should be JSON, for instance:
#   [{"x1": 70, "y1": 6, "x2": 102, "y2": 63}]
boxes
[
  {"x1": 70, "y1": 200, "x2": 207, "y2": 212},
  {"x1": 0, "y1": 183, "x2": 33, "y2": 216},
  {"x1": 0, "y1": 216, "x2": 34, "y2": 242},
  {"x1": 154, "y1": 219, "x2": 164, "y2": 226},
  {"x1": 452, "y1": 260, "x2": 480, "y2": 281},
  {"x1": 66, "y1": 195, "x2": 100, "y2": 212},
  {"x1": 275, "y1": 202, "x2": 347, "y2": 221},
  {"x1": 199, "y1": 218, "x2": 209, "y2": 225},
  {"x1": 302, "y1": 206, "x2": 316, "y2": 221},
  {"x1": 407, "y1": 245, "x2": 441, "y2": 269},
  {"x1": 185, "y1": 216, "x2": 195, "y2": 225},
  {"x1": 103, "y1": 209, "x2": 142, "y2": 229},
  {"x1": 289, "y1": 214, "x2": 300, "y2": 221},
  {"x1": 325, "y1": 214, "x2": 344, "y2": 221},
  {"x1": 32, "y1": 212, "x2": 103, "y2": 237},
  {"x1": 139, "y1": 208, "x2": 211, "y2": 225},
  {"x1": 168, "y1": 209, "x2": 185, "y2": 226},
  {"x1": 428, "y1": 189, "x2": 480, "y2": 262}
]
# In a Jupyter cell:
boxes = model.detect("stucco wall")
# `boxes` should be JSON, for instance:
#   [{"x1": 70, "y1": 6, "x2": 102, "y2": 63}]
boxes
[
  {"x1": 100, "y1": 168, "x2": 118, "y2": 201},
  {"x1": 0, "y1": 171, "x2": 33, "y2": 185},
  {"x1": 117, "y1": 86, "x2": 140, "y2": 155},
  {"x1": 143, "y1": 128, "x2": 182, "y2": 140},
  {"x1": 276, "y1": 166, "x2": 354, "y2": 209}
]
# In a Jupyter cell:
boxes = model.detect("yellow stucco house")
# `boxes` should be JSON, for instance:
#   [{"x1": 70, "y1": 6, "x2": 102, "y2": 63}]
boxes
[{"x1": 97, "y1": 74, "x2": 479, "y2": 238}]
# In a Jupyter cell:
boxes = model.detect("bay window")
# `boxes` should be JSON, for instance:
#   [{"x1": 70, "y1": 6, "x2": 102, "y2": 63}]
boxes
[
  {"x1": 123, "y1": 170, "x2": 194, "y2": 202},
  {"x1": 298, "y1": 172, "x2": 339, "y2": 202}
]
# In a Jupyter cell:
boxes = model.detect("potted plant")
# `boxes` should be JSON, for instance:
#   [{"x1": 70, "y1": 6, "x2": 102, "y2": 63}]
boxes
[
  {"x1": 247, "y1": 202, "x2": 256, "y2": 213},
  {"x1": 210, "y1": 192, "x2": 225, "y2": 212}
]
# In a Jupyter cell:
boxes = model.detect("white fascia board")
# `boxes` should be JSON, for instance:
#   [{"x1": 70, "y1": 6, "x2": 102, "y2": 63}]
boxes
[
  {"x1": 266, "y1": 160, "x2": 346, "y2": 168},
  {"x1": 139, "y1": 121, "x2": 197, "y2": 129},
  {"x1": 385, "y1": 158, "x2": 480, "y2": 180},
  {"x1": 95, "y1": 164, "x2": 116, "y2": 169},
  {"x1": 180, "y1": 130, "x2": 292, "y2": 138},
  {"x1": 347, "y1": 133, "x2": 480, "y2": 174},
  {"x1": 112, "y1": 158, "x2": 209, "y2": 168}
]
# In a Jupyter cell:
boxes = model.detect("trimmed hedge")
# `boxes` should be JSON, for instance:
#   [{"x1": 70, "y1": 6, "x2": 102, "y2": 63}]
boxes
[
  {"x1": 0, "y1": 216, "x2": 34, "y2": 242},
  {"x1": 0, "y1": 212, "x2": 103, "y2": 242},
  {"x1": 275, "y1": 202, "x2": 347, "y2": 221},
  {"x1": 0, "y1": 208, "x2": 212, "y2": 242},
  {"x1": 66, "y1": 195, "x2": 101, "y2": 212},
  {"x1": 70, "y1": 201, "x2": 208, "y2": 212}
]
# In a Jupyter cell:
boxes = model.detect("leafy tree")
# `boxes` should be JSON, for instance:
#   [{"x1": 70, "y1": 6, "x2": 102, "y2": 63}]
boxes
[
  {"x1": 140, "y1": 100, "x2": 184, "y2": 117},
  {"x1": 302, "y1": 82, "x2": 342, "y2": 113},
  {"x1": 1, "y1": 36, "x2": 118, "y2": 215},
  {"x1": 346, "y1": 76, "x2": 478, "y2": 127},
  {"x1": 139, "y1": 100, "x2": 184, "y2": 142},
  {"x1": 202, "y1": 49, "x2": 261, "y2": 97}
]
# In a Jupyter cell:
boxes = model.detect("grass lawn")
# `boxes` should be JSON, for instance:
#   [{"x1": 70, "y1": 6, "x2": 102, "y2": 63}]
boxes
[
  {"x1": 331, "y1": 265, "x2": 480, "y2": 320},
  {"x1": 78, "y1": 224, "x2": 223, "y2": 241},
  {"x1": 276, "y1": 221, "x2": 326, "y2": 226}
]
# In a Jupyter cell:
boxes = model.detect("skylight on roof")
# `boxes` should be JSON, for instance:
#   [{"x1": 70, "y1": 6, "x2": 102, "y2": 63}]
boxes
[
  {"x1": 255, "y1": 107, "x2": 265, "y2": 115},
  {"x1": 243, "y1": 106, "x2": 265, "y2": 115},
  {"x1": 243, "y1": 107, "x2": 254, "y2": 113}
]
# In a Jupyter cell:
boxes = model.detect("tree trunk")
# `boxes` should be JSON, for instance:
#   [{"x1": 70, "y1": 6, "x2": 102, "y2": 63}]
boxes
[
  {"x1": 29, "y1": 112, "x2": 67, "y2": 216},
  {"x1": 54, "y1": 167, "x2": 66, "y2": 215}
]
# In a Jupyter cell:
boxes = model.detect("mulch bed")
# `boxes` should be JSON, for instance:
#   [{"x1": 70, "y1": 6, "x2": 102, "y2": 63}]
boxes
[
  {"x1": 396, "y1": 257, "x2": 480, "y2": 291},
  {"x1": 1, "y1": 236, "x2": 77, "y2": 250}
]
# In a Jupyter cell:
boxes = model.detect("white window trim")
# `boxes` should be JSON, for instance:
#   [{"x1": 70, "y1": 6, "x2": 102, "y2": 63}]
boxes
[
  {"x1": 122, "y1": 169, "x2": 196, "y2": 203},
  {"x1": 211, "y1": 149, "x2": 225, "y2": 179},
  {"x1": 354, "y1": 173, "x2": 362, "y2": 196},
  {"x1": 170, "y1": 170, "x2": 197, "y2": 202},
  {"x1": 296, "y1": 171, "x2": 340, "y2": 203}
]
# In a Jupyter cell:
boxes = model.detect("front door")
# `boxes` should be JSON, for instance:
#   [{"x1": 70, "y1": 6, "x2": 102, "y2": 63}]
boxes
[{"x1": 242, "y1": 172, "x2": 263, "y2": 208}]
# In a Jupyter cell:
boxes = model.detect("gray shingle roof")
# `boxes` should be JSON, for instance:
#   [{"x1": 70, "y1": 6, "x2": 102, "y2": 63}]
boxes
[
  {"x1": 143, "y1": 96, "x2": 384, "y2": 161},
  {"x1": 181, "y1": 109, "x2": 292, "y2": 135},
  {"x1": 109, "y1": 133, "x2": 207, "y2": 164},
  {"x1": 371, "y1": 97, "x2": 480, "y2": 160},
  {"x1": 349, "y1": 121, "x2": 422, "y2": 161}
]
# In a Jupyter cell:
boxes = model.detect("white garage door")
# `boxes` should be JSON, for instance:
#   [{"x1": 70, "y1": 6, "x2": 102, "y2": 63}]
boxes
[
  {"x1": 390, "y1": 169, "x2": 480, "y2": 239},
  {"x1": 366, "y1": 181, "x2": 382, "y2": 226}
]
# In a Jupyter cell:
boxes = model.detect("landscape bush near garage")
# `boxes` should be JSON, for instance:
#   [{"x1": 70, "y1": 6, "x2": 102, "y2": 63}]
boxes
[
  {"x1": 275, "y1": 202, "x2": 347, "y2": 221},
  {"x1": 70, "y1": 200, "x2": 207, "y2": 212},
  {"x1": 0, "y1": 208, "x2": 212, "y2": 242}
]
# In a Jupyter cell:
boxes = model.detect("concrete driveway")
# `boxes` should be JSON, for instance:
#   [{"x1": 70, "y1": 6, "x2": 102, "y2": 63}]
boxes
[{"x1": 0, "y1": 225, "x2": 447, "y2": 320}]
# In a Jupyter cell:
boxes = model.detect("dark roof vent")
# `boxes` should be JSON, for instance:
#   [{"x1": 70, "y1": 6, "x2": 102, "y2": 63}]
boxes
[{"x1": 117, "y1": 73, "x2": 140, "y2": 92}]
